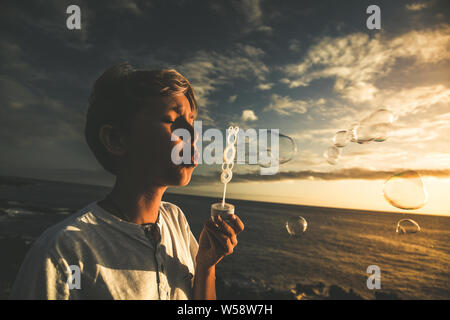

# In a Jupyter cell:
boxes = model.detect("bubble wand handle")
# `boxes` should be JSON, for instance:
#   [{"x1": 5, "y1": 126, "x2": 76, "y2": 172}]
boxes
[{"x1": 221, "y1": 183, "x2": 227, "y2": 207}]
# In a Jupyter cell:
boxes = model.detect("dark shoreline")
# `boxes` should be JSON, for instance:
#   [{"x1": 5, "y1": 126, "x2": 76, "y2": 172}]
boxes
[{"x1": 1, "y1": 174, "x2": 444, "y2": 219}]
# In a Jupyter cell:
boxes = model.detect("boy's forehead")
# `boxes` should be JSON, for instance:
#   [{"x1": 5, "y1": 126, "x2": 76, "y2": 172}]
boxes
[{"x1": 143, "y1": 95, "x2": 191, "y2": 114}]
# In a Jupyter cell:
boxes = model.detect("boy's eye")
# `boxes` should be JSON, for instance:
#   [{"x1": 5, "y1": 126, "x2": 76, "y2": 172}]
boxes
[{"x1": 162, "y1": 118, "x2": 175, "y2": 124}]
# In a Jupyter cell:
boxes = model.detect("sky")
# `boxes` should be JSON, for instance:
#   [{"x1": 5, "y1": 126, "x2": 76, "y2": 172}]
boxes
[{"x1": 0, "y1": 0, "x2": 449, "y2": 215}]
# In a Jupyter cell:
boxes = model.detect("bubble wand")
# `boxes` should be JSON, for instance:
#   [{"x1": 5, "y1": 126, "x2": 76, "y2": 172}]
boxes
[{"x1": 211, "y1": 126, "x2": 239, "y2": 223}]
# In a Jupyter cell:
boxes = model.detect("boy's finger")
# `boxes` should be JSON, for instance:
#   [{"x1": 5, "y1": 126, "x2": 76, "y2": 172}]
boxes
[
  {"x1": 228, "y1": 214, "x2": 244, "y2": 234},
  {"x1": 205, "y1": 223, "x2": 233, "y2": 254},
  {"x1": 216, "y1": 215, "x2": 236, "y2": 237}
]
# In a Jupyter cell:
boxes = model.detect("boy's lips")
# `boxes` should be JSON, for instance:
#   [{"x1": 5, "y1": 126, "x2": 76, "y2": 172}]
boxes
[
  {"x1": 175, "y1": 141, "x2": 199, "y2": 167},
  {"x1": 179, "y1": 155, "x2": 198, "y2": 167},
  {"x1": 181, "y1": 162, "x2": 197, "y2": 168}
]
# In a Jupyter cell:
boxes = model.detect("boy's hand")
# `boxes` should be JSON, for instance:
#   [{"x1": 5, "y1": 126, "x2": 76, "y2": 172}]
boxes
[{"x1": 196, "y1": 214, "x2": 244, "y2": 270}]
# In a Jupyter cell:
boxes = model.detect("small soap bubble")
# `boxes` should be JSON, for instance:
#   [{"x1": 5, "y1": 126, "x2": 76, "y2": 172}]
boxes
[
  {"x1": 348, "y1": 109, "x2": 394, "y2": 144},
  {"x1": 324, "y1": 146, "x2": 340, "y2": 165},
  {"x1": 333, "y1": 130, "x2": 350, "y2": 148},
  {"x1": 396, "y1": 219, "x2": 421, "y2": 234},
  {"x1": 286, "y1": 216, "x2": 308, "y2": 236},
  {"x1": 363, "y1": 109, "x2": 394, "y2": 126},
  {"x1": 348, "y1": 123, "x2": 359, "y2": 142},
  {"x1": 326, "y1": 146, "x2": 340, "y2": 158},
  {"x1": 383, "y1": 170, "x2": 428, "y2": 210}
]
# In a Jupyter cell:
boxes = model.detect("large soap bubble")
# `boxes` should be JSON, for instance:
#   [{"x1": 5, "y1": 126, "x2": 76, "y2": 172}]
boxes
[
  {"x1": 286, "y1": 216, "x2": 308, "y2": 236},
  {"x1": 278, "y1": 133, "x2": 298, "y2": 165},
  {"x1": 354, "y1": 124, "x2": 375, "y2": 144},
  {"x1": 371, "y1": 123, "x2": 392, "y2": 142},
  {"x1": 383, "y1": 170, "x2": 428, "y2": 210},
  {"x1": 361, "y1": 109, "x2": 394, "y2": 126},
  {"x1": 235, "y1": 130, "x2": 297, "y2": 167},
  {"x1": 396, "y1": 219, "x2": 421, "y2": 234}
]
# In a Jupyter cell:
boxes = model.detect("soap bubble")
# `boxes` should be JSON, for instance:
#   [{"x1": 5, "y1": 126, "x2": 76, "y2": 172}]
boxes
[
  {"x1": 326, "y1": 108, "x2": 394, "y2": 165},
  {"x1": 348, "y1": 123, "x2": 359, "y2": 142},
  {"x1": 354, "y1": 124, "x2": 375, "y2": 144},
  {"x1": 286, "y1": 216, "x2": 308, "y2": 236},
  {"x1": 346, "y1": 109, "x2": 395, "y2": 144},
  {"x1": 383, "y1": 170, "x2": 428, "y2": 210},
  {"x1": 324, "y1": 146, "x2": 341, "y2": 165},
  {"x1": 235, "y1": 131, "x2": 297, "y2": 167},
  {"x1": 278, "y1": 133, "x2": 298, "y2": 165},
  {"x1": 356, "y1": 109, "x2": 394, "y2": 143},
  {"x1": 361, "y1": 109, "x2": 393, "y2": 126},
  {"x1": 333, "y1": 130, "x2": 350, "y2": 148},
  {"x1": 371, "y1": 123, "x2": 393, "y2": 142},
  {"x1": 396, "y1": 219, "x2": 421, "y2": 234}
]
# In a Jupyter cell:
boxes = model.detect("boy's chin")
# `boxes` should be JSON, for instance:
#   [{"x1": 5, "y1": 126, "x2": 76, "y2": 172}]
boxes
[{"x1": 168, "y1": 165, "x2": 195, "y2": 186}]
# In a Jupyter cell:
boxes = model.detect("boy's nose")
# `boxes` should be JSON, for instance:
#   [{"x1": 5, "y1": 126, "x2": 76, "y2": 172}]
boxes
[{"x1": 175, "y1": 117, "x2": 199, "y2": 164}]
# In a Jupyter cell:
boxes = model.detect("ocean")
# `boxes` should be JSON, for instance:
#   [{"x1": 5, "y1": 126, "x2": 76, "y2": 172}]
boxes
[{"x1": 0, "y1": 175, "x2": 449, "y2": 300}]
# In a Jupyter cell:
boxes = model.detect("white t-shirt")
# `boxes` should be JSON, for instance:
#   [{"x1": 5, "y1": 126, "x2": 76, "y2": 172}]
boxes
[{"x1": 9, "y1": 201, "x2": 199, "y2": 300}]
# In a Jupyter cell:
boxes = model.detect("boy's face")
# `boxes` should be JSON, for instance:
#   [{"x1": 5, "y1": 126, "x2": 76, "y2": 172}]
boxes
[{"x1": 122, "y1": 94, "x2": 198, "y2": 187}]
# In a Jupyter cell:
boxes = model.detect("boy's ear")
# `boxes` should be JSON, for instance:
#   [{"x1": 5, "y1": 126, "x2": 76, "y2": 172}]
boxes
[{"x1": 99, "y1": 124, "x2": 127, "y2": 156}]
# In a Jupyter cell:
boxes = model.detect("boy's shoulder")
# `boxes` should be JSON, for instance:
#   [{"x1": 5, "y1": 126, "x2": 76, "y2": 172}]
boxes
[
  {"x1": 160, "y1": 201, "x2": 192, "y2": 230},
  {"x1": 32, "y1": 202, "x2": 100, "y2": 255},
  {"x1": 160, "y1": 200, "x2": 182, "y2": 215}
]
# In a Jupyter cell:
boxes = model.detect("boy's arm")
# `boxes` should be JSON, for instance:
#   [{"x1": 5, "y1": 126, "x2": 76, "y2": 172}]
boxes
[
  {"x1": 193, "y1": 264, "x2": 216, "y2": 300},
  {"x1": 192, "y1": 215, "x2": 244, "y2": 300},
  {"x1": 9, "y1": 245, "x2": 71, "y2": 300}
]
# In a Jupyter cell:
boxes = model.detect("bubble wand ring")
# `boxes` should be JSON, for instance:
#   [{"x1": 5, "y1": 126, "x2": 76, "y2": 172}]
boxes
[{"x1": 221, "y1": 126, "x2": 239, "y2": 206}]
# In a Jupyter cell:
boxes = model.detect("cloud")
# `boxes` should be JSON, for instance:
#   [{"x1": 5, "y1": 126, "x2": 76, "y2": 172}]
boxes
[
  {"x1": 405, "y1": 2, "x2": 430, "y2": 11},
  {"x1": 241, "y1": 109, "x2": 258, "y2": 122},
  {"x1": 190, "y1": 167, "x2": 450, "y2": 185},
  {"x1": 0, "y1": 37, "x2": 85, "y2": 149},
  {"x1": 0, "y1": 39, "x2": 48, "y2": 80},
  {"x1": 178, "y1": 44, "x2": 269, "y2": 125},
  {"x1": 232, "y1": 0, "x2": 273, "y2": 34},
  {"x1": 209, "y1": 0, "x2": 272, "y2": 34},
  {"x1": 278, "y1": 25, "x2": 450, "y2": 175},
  {"x1": 264, "y1": 94, "x2": 325, "y2": 115},
  {"x1": 375, "y1": 85, "x2": 450, "y2": 117},
  {"x1": 228, "y1": 95, "x2": 238, "y2": 103},
  {"x1": 291, "y1": 127, "x2": 337, "y2": 144},
  {"x1": 107, "y1": 0, "x2": 152, "y2": 16},
  {"x1": 257, "y1": 82, "x2": 274, "y2": 90},
  {"x1": 288, "y1": 39, "x2": 301, "y2": 52},
  {"x1": 0, "y1": 76, "x2": 84, "y2": 147},
  {"x1": 282, "y1": 25, "x2": 450, "y2": 102}
]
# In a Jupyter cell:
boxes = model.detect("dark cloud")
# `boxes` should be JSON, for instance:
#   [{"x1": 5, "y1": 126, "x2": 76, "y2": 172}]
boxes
[
  {"x1": 1, "y1": 0, "x2": 449, "y2": 186},
  {"x1": 190, "y1": 167, "x2": 450, "y2": 185}
]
